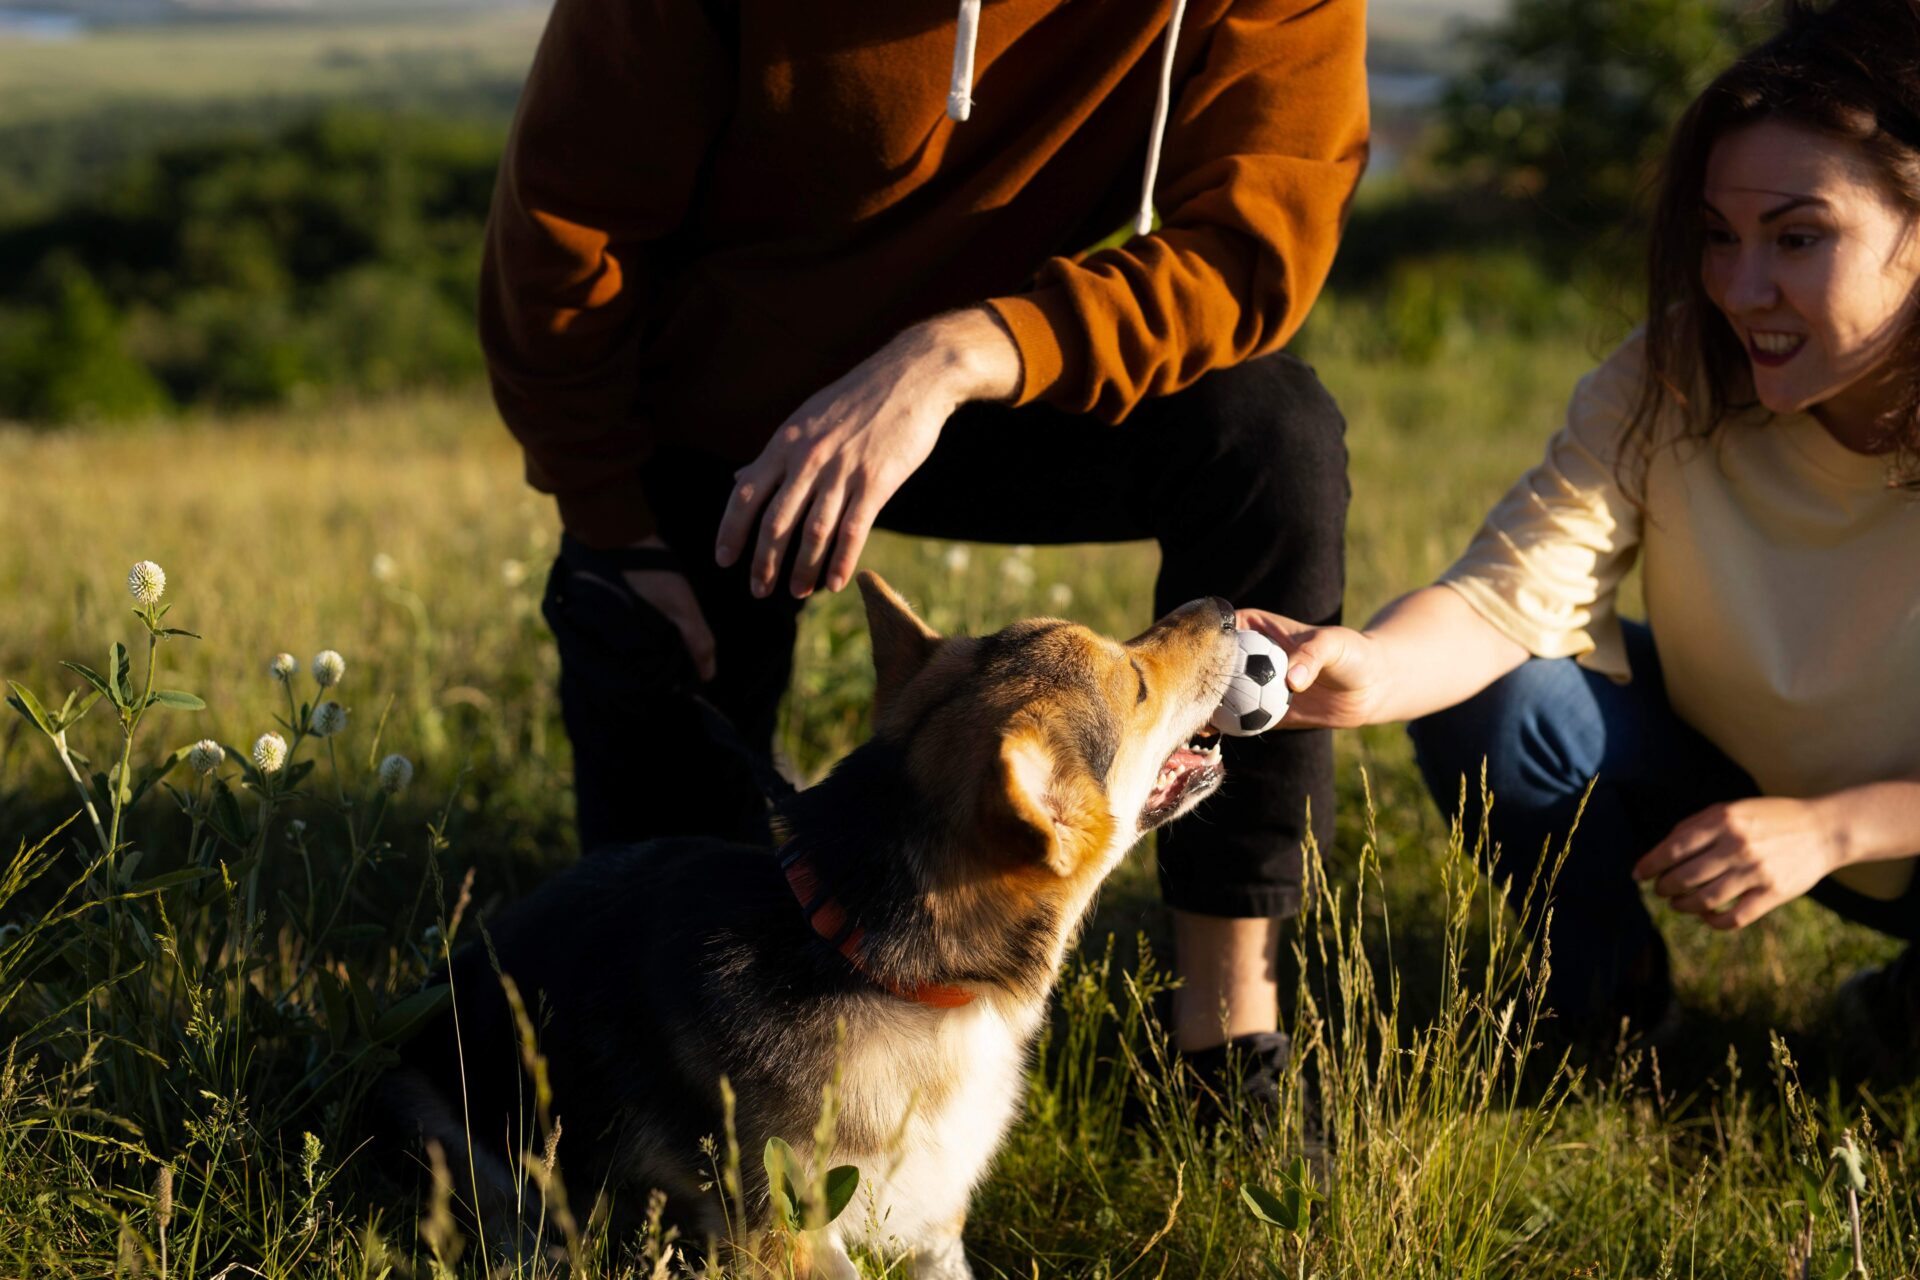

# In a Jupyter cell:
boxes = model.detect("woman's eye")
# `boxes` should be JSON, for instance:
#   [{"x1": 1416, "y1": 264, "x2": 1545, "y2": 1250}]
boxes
[
  {"x1": 1704, "y1": 226, "x2": 1738, "y2": 247},
  {"x1": 1779, "y1": 231, "x2": 1821, "y2": 250}
]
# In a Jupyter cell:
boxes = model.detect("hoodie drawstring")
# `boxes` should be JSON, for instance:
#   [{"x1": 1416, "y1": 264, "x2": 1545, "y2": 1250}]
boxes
[
  {"x1": 946, "y1": 0, "x2": 1187, "y2": 237},
  {"x1": 948, "y1": 0, "x2": 981, "y2": 122},
  {"x1": 1135, "y1": 0, "x2": 1188, "y2": 234}
]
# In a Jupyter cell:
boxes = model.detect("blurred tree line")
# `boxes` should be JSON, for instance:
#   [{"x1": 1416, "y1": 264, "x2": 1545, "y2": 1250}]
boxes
[
  {"x1": 0, "y1": 0, "x2": 1764, "y2": 425},
  {"x1": 0, "y1": 108, "x2": 503, "y2": 422}
]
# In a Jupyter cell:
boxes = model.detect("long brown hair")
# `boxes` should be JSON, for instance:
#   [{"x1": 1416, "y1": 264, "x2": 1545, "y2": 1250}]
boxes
[{"x1": 1628, "y1": 0, "x2": 1920, "y2": 492}]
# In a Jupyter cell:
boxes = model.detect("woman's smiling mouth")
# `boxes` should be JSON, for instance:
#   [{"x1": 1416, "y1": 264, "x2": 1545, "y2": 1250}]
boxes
[{"x1": 1748, "y1": 330, "x2": 1807, "y2": 366}]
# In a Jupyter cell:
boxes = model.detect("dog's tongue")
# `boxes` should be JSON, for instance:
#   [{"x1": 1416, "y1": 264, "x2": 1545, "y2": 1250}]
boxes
[
  {"x1": 1150, "y1": 745, "x2": 1212, "y2": 807},
  {"x1": 1165, "y1": 745, "x2": 1212, "y2": 770}
]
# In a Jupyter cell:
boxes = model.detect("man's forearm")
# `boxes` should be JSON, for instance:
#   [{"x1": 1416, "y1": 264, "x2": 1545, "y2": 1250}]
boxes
[{"x1": 899, "y1": 307, "x2": 1024, "y2": 407}]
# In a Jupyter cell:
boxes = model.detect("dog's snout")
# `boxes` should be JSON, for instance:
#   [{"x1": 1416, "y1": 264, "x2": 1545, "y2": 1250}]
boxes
[{"x1": 1211, "y1": 597, "x2": 1236, "y2": 634}]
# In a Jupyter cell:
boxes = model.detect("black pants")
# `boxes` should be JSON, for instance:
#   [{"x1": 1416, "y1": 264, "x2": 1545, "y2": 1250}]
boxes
[{"x1": 541, "y1": 352, "x2": 1349, "y2": 918}]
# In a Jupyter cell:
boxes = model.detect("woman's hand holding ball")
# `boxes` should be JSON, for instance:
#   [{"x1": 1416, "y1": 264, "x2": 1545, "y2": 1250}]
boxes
[{"x1": 1235, "y1": 609, "x2": 1395, "y2": 730}]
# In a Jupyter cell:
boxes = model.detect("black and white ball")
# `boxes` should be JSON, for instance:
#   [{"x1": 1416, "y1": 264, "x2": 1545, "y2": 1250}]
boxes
[{"x1": 1209, "y1": 629, "x2": 1290, "y2": 736}]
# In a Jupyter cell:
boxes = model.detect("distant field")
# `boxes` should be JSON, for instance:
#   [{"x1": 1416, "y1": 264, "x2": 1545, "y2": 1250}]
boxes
[{"x1": 0, "y1": 6, "x2": 543, "y2": 124}]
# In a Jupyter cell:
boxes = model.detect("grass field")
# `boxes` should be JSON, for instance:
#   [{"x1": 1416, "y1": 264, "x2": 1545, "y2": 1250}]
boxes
[
  {"x1": 2, "y1": 327, "x2": 1915, "y2": 1276},
  {"x1": 0, "y1": 8, "x2": 543, "y2": 126}
]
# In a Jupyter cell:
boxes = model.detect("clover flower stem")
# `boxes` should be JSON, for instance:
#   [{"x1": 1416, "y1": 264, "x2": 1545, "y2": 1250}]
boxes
[
  {"x1": 299, "y1": 839, "x2": 317, "y2": 943},
  {"x1": 325, "y1": 737, "x2": 364, "y2": 861},
  {"x1": 289, "y1": 807, "x2": 376, "y2": 988},
  {"x1": 246, "y1": 789, "x2": 275, "y2": 935},
  {"x1": 51, "y1": 728, "x2": 111, "y2": 856},
  {"x1": 185, "y1": 775, "x2": 208, "y2": 869},
  {"x1": 351, "y1": 789, "x2": 393, "y2": 858},
  {"x1": 1849, "y1": 1185, "x2": 1868, "y2": 1278},
  {"x1": 105, "y1": 625, "x2": 160, "y2": 861}
]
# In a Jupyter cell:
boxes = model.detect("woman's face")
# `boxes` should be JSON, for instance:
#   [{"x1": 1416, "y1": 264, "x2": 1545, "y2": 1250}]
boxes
[{"x1": 1701, "y1": 118, "x2": 1920, "y2": 444}]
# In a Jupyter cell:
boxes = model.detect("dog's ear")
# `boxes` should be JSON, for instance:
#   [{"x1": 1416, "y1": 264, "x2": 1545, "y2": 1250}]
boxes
[
  {"x1": 857, "y1": 571, "x2": 942, "y2": 714},
  {"x1": 987, "y1": 722, "x2": 1114, "y2": 878}
]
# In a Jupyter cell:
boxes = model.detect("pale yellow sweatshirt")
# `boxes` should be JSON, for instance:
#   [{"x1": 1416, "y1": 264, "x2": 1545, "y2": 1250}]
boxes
[{"x1": 1441, "y1": 334, "x2": 1920, "y2": 900}]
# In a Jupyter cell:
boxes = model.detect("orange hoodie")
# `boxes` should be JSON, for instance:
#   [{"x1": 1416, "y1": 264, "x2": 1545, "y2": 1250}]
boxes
[{"x1": 482, "y1": 0, "x2": 1369, "y2": 547}]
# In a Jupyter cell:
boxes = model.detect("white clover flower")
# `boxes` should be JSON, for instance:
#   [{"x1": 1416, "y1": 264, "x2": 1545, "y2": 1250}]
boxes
[
  {"x1": 127, "y1": 561, "x2": 166, "y2": 606},
  {"x1": 310, "y1": 701, "x2": 348, "y2": 738},
  {"x1": 188, "y1": 739, "x2": 225, "y2": 775},
  {"x1": 1001, "y1": 556, "x2": 1037, "y2": 589},
  {"x1": 252, "y1": 732, "x2": 288, "y2": 774},
  {"x1": 943, "y1": 545, "x2": 971, "y2": 575},
  {"x1": 378, "y1": 753, "x2": 414, "y2": 794},
  {"x1": 270, "y1": 652, "x2": 298, "y2": 683},
  {"x1": 499, "y1": 558, "x2": 527, "y2": 587},
  {"x1": 1047, "y1": 582, "x2": 1074, "y2": 612},
  {"x1": 370, "y1": 552, "x2": 398, "y2": 583},
  {"x1": 287, "y1": 818, "x2": 308, "y2": 838},
  {"x1": 312, "y1": 650, "x2": 345, "y2": 689}
]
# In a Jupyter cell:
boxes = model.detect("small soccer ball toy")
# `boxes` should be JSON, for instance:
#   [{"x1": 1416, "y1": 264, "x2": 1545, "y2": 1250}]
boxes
[{"x1": 1209, "y1": 629, "x2": 1290, "y2": 736}]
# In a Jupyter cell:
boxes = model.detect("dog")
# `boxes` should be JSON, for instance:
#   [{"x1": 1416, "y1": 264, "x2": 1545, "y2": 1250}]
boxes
[{"x1": 380, "y1": 571, "x2": 1239, "y2": 1277}]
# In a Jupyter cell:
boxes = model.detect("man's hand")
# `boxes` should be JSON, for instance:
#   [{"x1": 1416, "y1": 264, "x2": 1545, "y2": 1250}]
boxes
[
  {"x1": 714, "y1": 308, "x2": 1020, "y2": 599},
  {"x1": 1236, "y1": 609, "x2": 1396, "y2": 729},
  {"x1": 1633, "y1": 796, "x2": 1846, "y2": 930},
  {"x1": 619, "y1": 535, "x2": 718, "y2": 682}
]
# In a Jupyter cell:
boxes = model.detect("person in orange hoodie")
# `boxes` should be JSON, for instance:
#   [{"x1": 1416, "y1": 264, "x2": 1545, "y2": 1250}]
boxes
[{"x1": 483, "y1": 0, "x2": 1369, "y2": 1115}]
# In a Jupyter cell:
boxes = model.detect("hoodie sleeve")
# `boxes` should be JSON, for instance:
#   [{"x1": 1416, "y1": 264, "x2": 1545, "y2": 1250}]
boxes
[
  {"x1": 479, "y1": 0, "x2": 734, "y2": 548},
  {"x1": 984, "y1": 0, "x2": 1367, "y2": 418}
]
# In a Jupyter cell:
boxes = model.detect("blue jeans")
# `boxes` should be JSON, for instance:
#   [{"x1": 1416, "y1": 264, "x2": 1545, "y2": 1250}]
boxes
[{"x1": 1408, "y1": 621, "x2": 1917, "y2": 1034}]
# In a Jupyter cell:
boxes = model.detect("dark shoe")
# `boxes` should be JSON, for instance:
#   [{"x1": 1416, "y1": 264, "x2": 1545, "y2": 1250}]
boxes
[
  {"x1": 1833, "y1": 945, "x2": 1920, "y2": 1081},
  {"x1": 1180, "y1": 1030, "x2": 1328, "y2": 1159},
  {"x1": 1182, "y1": 1030, "x2": 1291, "y2": 1126}
]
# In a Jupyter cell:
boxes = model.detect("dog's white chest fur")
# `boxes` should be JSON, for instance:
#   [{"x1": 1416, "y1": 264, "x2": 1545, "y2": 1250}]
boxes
[{"x1": 832, "y1": 998, "x2": 1037, "y2": 1256}]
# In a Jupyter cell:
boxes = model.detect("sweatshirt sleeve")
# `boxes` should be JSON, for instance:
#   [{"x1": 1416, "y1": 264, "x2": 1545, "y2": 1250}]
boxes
[
  {"x1": 983, "y1": 0, "x2": 1368, "y2": 418},
  {"x1": 479, "y1": 0, "x2": 733, "y2": 548},
  {"x1": 1437, "y1": 337, "x2": 1651, "y2": 680}
]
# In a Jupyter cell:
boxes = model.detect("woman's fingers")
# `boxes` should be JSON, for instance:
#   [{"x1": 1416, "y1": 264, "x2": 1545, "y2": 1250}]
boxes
[
  {"x1": 1667, "y1": 865, "x2": 1758, "y2": 917},
  {"x1": 1651, "y1": 840, "x2": 1738, "y2": 898},
  {"x1": 1633, "y1": 806, "x2": 1727, "y2": 881},
  {"x1": 1283, "y1": 629, "x2": 1353, "y2": 692},
  {"x1": 1706, "y1": 888, "x2": 1782, "y2": 931},
  {"x1": 1236, "y1": 608, "x2": 1307, "y2": 652}
]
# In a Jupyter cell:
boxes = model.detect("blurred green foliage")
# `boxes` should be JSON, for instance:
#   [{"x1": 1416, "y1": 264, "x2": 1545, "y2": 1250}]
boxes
[
  {"x1": 0, "y1": 107, "x2": 503, "y2": 422},
  {"x1": 1433, "y1": 0, "x2": 1760, "y2": 239}
]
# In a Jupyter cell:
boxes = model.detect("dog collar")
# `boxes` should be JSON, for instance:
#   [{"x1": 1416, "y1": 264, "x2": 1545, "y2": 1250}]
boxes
[{"x1": 777, "y1": 842, "x2": 975, "y2": 1010}]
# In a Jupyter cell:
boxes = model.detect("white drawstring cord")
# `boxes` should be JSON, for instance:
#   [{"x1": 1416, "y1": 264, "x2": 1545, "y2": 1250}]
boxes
[
  {"x1": 1135, "y1": 0, "x2": 1188, "y2": 234},
  {"x1": 949, "y1": 0, "x2": 982, "y2": 122}
]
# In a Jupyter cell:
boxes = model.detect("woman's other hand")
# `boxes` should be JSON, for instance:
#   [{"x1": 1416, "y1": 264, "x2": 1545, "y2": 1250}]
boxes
[{"x1": 1633, "y1": 796, "x2": 1845, "y2": 929}]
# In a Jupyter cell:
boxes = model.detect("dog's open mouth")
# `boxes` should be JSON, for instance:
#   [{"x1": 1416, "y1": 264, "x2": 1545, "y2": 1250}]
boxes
[{"x1": 1140, "y1": 723, "x2": 1224, "y2": 829}]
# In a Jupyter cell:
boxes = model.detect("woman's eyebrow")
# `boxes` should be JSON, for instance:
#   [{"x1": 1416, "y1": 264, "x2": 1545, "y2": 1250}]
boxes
[
  {"x1": 1700, "y1": 195, "x2": 1829, "y2": 222},
  {"x1": 1759, "y1": 195, "x2": 1828, "y2": 222}
]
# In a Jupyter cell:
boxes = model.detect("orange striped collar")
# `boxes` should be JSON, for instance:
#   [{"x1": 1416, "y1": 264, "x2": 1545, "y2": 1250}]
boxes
[{"x1": 778, "y1": 842, "x2": 974, "y2": 1010}]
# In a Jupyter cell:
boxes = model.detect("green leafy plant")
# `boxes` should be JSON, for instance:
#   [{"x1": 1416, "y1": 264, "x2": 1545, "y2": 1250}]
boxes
[{"x1": 763, "y1": 1135, "x2": 860, "y2": 1233}]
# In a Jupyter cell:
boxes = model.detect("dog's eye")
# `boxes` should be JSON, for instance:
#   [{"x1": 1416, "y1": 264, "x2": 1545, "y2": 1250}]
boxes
[{"x1": 1131, "y1": 659, "x2": 1148, "y2": 705}]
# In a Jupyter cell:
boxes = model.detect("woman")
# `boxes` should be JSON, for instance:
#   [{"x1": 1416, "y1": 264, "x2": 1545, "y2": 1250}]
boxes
[{"x1": 1246, "y1": 0, "x2": 1920, "y2": 1060}]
